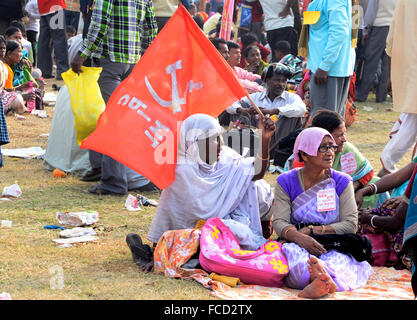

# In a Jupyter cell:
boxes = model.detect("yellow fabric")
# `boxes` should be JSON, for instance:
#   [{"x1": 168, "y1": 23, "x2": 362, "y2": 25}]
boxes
[
  {"x1": 61, "y1": 66, "x2": 105, "y2": 145},
  {"x1": 153, "y1": 0, "x2": 178, "y2": 17},
  {"x1": 209, "y1": 273, "x2": 241, "y2": 287},
  {"x1": 303, "y1": 11, "x2": 320, "y2": 25},
  {"x1": 203, "y1": 13, "x2": 221, "y2": 35},
  {"x1": 195, "y1": 219, "x2": 206, "y2": 230},
  {"x1": 386, "y1": 0, "x2": 417, "y2": 114}
]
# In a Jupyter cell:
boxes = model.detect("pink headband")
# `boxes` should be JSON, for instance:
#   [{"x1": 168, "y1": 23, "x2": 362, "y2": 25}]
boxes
[{"x1": 293, "y1": 127, "x2": 336, "y2": 161}]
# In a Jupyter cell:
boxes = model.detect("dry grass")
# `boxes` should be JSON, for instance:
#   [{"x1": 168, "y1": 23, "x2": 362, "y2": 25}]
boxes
[{"x1": 0, "y1": 82, "x2": 412, "y2": 300}]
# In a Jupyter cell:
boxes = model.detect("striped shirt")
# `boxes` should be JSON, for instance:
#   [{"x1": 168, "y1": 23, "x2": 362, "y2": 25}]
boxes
[{"x1": 80, "y1": 0, "x2": 158, "y2": 64}]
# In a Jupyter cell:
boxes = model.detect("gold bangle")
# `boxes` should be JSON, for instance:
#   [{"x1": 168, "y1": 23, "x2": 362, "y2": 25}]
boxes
[
  {"x1": 256, "y1": 154, "x2": 269, "y2": 161},
  {"x1": 283, "y1": 227, "x2": 294, "y2": 239},
  {"x1": 321, "y1": 225, "x2": 325, "y2": 234}
]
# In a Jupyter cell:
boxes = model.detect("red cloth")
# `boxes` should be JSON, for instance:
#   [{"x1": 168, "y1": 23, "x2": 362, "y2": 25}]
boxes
[
  {"x1": 358, "y1": 169, "x2": 374, "y2": 187},
  {"x1": 81, "y1": 7, "x2": 248, "y2": 190},
  {"x1": 37, "y1": 0, "x2": 66, "y2": 15},
  {"x1": 250, "y1": 0, "x2": 263, "y2": 23},
  {"x1": 292, "y1": 159, "x2": 304, "y2": 169},
  {"x1": 300, "y1": 0, "x2": 311, "y2": 12},
  {"x1": 349, "y1": 72, "x2": 356, "y2": 101}
]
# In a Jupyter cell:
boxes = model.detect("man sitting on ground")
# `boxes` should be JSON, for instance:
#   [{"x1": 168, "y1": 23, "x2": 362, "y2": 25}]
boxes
[{"x1": 227, "y1": 63, "x2": 307, "y2": 166}]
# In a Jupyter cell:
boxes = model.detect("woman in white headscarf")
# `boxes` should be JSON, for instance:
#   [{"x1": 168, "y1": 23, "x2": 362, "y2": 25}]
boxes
[{"x1": 126, "y1": 113, "x2": 276, "y2": 271}]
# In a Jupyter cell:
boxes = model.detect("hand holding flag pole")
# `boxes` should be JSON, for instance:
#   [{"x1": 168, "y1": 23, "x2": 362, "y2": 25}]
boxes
[{"x1": 245, "y1": 93, "x2": 264, "y2": 119}]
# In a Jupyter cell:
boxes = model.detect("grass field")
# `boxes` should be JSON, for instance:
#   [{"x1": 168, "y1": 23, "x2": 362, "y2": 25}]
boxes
[{"x1": 0, "y1": 81, "x2": 412, "y2": 300}]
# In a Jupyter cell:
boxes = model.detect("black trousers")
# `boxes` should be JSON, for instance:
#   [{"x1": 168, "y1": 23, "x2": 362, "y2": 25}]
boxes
[
  {"x1": 27, "y1": 30, "x2": 38, "y2": 67},
  {"x1": 267, "y1": 26, "x2": 298, "y2": 60}
]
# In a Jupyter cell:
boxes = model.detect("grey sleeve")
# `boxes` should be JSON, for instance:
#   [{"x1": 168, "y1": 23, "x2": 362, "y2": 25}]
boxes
[
  {"x1": 363, "y1": 0, "x2": 378, "y2": 30},
  {"x1": 329, "y1": 181, "x2": 358, "y2": 234},
  {"x1": 272, "y1": 183, "x2": 293, "y2": 238}
]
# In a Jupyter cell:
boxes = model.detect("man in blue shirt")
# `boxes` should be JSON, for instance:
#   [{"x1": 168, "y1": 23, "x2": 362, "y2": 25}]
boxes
[{"x1": 305, "y1": 0, "x2": 355, "y2": 118}]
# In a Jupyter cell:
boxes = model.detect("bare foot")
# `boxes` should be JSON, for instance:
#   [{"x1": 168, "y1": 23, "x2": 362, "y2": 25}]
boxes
[
  {"x1": 298, "y1": 273, "x2": 331, "y2": 299},
  {"x1": 307, "y1": 256, "x2": 337, "y2": 293}
]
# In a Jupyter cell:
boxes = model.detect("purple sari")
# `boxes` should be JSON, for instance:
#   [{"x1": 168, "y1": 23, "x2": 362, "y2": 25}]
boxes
[{"x1": 277, "y1": 169, "x2": 373, "y2": 291}]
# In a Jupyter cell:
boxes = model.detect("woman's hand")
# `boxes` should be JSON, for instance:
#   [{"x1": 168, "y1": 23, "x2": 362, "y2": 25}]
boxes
[
  {"x1": 21, "y1": 58, "x2": 32, "y2": 70},
  {"x1": 253, "y1": 116, "x2": 275, "y2": 181},
  {"x1": 381, "y1": 197, "x2": 403, "y2": 210},
  {"x1": 298, "y1": 227, "x2": 310, "y2": 235},
  {"x1": 246, "y1": 62, "x2": 259, "y2": 74},
  {"x1": 258, "y1": 115, "x2": 275, "y2": 141},
  {"x1": 296, "y1": 234, "x2": 327, "y2": 256},
  {"x1": 355, "y1": 189, "x2": 366, "y2": 209},
  {"x1": 359, "y1": 209, "x2": 373, "y2": 225}
]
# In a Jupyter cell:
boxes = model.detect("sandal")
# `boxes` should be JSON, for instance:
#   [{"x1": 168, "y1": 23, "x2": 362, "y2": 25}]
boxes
[
  {"x1": 86, "y1": 184, "x2": 125, "y2": 196},
  {"x1": 126, "y1": 233, "x2": 153, "y2": 267}
]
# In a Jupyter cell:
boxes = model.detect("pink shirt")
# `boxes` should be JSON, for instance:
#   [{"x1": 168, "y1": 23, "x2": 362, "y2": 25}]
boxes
[{"x1": 233, "y1": 66, "x2": 265, "y2": 93}]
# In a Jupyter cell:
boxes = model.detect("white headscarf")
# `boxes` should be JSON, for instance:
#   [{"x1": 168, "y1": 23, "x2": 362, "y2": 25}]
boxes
[{"x1": 147, "y1": 114, "x2": 269, "y2": 244}]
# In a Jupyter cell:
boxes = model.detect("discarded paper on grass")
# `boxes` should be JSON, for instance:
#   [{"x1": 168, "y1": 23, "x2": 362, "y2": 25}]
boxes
[{"x1": 56, "y1": 211, "x2": 99, "y2": 227}]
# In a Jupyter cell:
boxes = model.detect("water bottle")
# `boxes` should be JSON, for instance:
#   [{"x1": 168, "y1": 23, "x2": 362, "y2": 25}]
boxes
[{"x1": 26, "y1": 81, "x2": 36, "y2": 112}]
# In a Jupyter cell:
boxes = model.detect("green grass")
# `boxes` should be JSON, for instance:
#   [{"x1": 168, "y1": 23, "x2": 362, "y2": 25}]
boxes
[{"x1": 0, "y1": 92, "x2": 411, "y2": 300}]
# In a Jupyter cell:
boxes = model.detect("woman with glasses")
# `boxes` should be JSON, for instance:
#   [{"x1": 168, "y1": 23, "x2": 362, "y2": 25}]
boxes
[
  {"x1": 272, "y1": 127, "x2": 373, "y2": 298},
  {"x1": 285, "y1": 109, "x2": 389, "y2": 209}
]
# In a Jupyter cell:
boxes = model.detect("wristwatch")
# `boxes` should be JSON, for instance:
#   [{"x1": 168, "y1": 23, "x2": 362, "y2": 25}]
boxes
[{"x1": 308, "y1": 225, "x2": 314, "y2": 235}]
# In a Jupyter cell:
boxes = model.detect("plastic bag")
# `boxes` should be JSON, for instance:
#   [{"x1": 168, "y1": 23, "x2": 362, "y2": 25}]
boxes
[
  {"x1": 125, "y1": 194, "x2": 142, "y2": 211},
  {"x1": 2, "y1": 184, "x2": 22, "y2": 198},
  {"x1": 59, "y1": 227, "x2": 97, "y2": 238},
  {"x1": 61, "y1": 66, "x2": 105, "y2": 145},
  {"x1": 56, "y1": 211, "x2": 99, "y2": 227}
]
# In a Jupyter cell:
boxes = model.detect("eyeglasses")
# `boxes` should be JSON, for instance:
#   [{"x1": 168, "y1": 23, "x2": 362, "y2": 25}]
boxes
[{"x1": 318, "y1": 145, "x2": 338, "y2": 153}]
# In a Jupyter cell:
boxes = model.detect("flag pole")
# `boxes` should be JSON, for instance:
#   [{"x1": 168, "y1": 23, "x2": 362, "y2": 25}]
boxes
[{"x1": 245, "y1": 93, "x2": 264, "y2": 118}]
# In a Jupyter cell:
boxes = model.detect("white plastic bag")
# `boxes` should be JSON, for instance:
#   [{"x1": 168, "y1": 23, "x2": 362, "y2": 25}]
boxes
[
  {"x1": 2, "y1": 184, "x2": 22, "y2": 198},
  {"x1": 1, "y1": 220, "x2": 12, "y2": 227},
  {"x1": 59, "y1": 227, "x2": 96, "y2": 238},
  {"x1": 53, "y1": 235, "x2": 98, "y2": 245},
  {"x1": 125, "y1": 194, "x2": 142, "y2": 211},
  {"x1": 0, "y1": 292, "x2": 12, "y2": 300},
  {"x1": 56, "y1": 211, "x2": 99, "y2": 227}
]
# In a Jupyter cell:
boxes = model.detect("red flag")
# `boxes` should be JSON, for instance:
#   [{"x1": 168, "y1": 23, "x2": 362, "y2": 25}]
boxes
[
  {"x1": 80, "y1": 6, "x2": 247, "y2": 190},
  {"x1": 37, "y1": 0, "x2": 66, "y2": 15}
]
